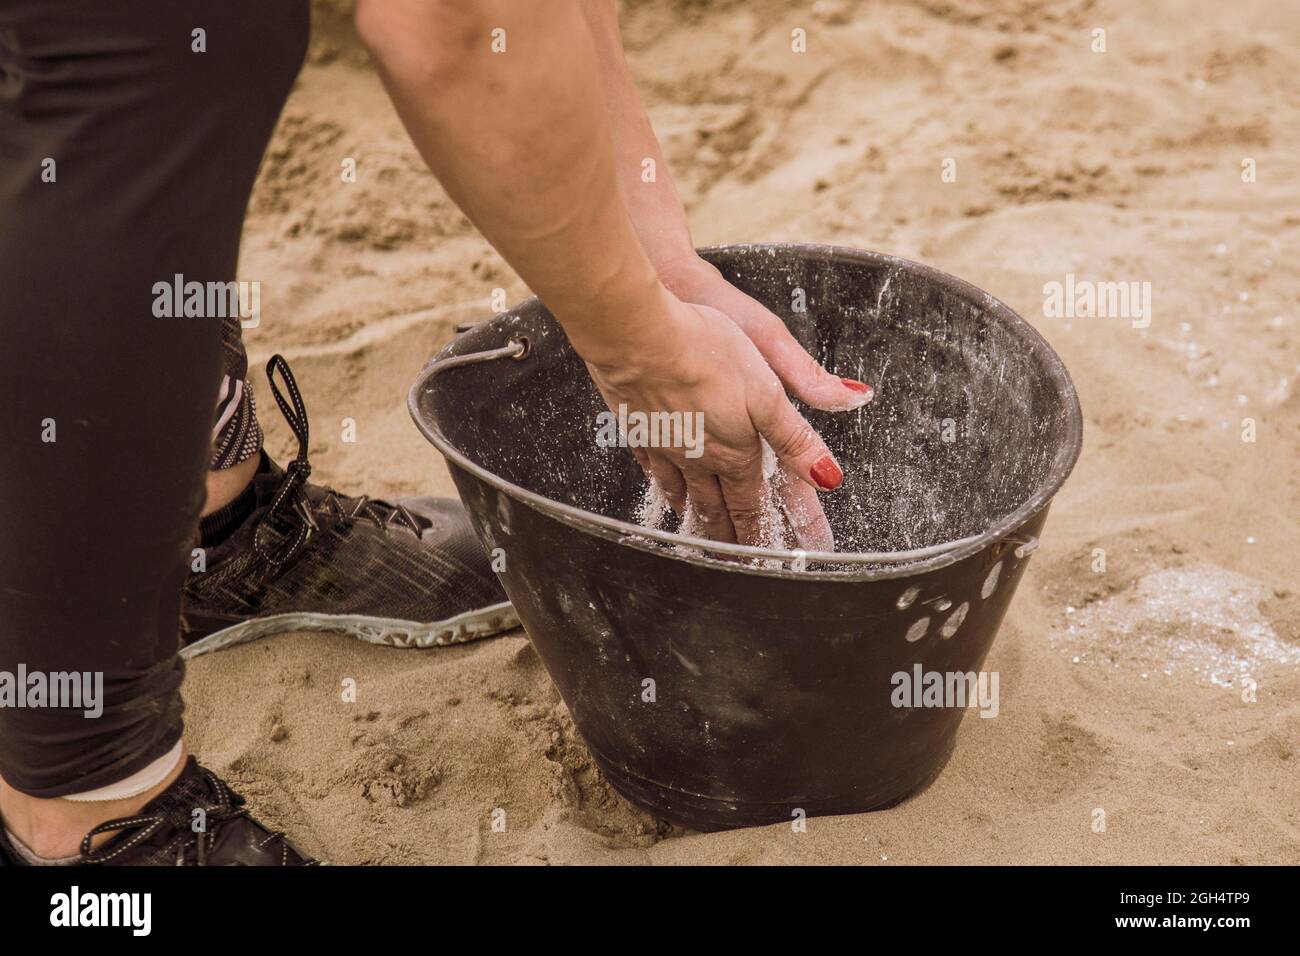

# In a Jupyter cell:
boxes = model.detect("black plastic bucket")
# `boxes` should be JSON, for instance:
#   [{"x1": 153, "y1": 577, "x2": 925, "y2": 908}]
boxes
[{"x1": 409, "y1": 243, "x2": 1082, "y2": 830}]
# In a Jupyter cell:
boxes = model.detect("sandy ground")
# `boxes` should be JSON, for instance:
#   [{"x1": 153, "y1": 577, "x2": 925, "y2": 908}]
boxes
[{"x1": 183, "y1": 0, "x2": 1300, "y2": 864}]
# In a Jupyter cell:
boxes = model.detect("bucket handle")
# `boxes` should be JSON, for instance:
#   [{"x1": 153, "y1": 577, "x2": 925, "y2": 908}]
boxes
[{"x1": 417, "y1": 341, "x2": 1042, "y2": 568}]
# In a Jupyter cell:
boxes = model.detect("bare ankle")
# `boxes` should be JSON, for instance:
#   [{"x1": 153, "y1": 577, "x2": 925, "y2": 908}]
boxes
[
  {"x1": 203, "y1": 453, "x2": 260, "y2": 517},
  {"x1": 0, "y1": 750, "x2": 187, "y2": 859}
]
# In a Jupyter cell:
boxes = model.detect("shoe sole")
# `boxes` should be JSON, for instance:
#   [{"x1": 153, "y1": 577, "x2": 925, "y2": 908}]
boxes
[{"x1": 180, "y1": 600, "x2": 520, "y2": 660}]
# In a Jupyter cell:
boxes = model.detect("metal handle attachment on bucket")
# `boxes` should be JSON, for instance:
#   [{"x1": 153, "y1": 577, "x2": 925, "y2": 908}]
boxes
[{"x1": 418, "y1": 340, "x2": 1040, "y2": 568}]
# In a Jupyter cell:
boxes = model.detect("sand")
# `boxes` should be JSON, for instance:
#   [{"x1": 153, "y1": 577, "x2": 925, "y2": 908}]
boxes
[{"x1": 182, "y1": 0, "x2": 1300, "y2": 864}]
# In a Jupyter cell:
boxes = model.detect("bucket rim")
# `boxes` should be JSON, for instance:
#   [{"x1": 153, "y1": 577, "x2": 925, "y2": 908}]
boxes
[{"x1": 408, "y1": 242, "x2": 1084, "y2": 581}]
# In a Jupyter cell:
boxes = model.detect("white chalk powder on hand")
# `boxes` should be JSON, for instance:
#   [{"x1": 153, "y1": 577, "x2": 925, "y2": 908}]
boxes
[{"x1": 637, "y1": 439, "x2": 795, "y2": 554}]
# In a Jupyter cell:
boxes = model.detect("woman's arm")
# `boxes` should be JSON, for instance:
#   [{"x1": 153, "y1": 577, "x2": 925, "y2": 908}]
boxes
[
  {"x1": 356, "y1": 0, "x2": 666, "y2": 367},
  {"x1": 578, "y1": 0, "x2": 874, "y2": 414},
  {"x1": 356, "y1": 0, "x2": 846, "y2": 547}
]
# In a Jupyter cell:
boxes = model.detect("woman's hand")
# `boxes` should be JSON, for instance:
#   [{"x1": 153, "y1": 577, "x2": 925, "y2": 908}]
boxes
[{"x1": 582, "y1": 285, "x2": 855, "y2": 551}]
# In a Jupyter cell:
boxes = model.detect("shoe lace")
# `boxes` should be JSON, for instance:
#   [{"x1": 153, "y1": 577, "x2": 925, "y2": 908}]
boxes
[
  {"x1": 78, "y1": 766, "x2": 302, "y2": 867},
  {"x1": 314, "y1": 489, "x2": 425, "y2": 534},
  {"x1": 254, "y1": 355, "x2": 423, "y2": 569}
]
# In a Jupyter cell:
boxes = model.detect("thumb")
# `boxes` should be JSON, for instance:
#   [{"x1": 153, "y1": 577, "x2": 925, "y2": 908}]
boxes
[{"x1": 754, "y1": 395, "x2": 844, "y2": 493}]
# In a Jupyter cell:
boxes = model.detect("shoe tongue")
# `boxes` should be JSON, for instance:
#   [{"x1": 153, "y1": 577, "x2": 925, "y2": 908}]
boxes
[
  {"x1": 138, "y1": 757, "x2": 229, "y2": 822},
  {"x1": 251, "y1": 454, "x2": 290, "y2": 506},
  {"x1": 253, "y1": 453, "x2": 338, "y2": 514}
]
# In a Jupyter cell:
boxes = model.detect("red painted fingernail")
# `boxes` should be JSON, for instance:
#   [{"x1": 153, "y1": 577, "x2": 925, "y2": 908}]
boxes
[
  {"x1": 841, "y1": 378, "x2": 874, "y2": 399},
  {"x1": 810, "y1": 455, "x2": 843, "y2": 491}
]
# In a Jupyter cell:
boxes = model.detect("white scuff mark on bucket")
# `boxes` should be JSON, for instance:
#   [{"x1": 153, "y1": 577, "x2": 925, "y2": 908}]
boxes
[
  {"x1": 940, "y1": 602, "x2": 969, "y2": 638},
  {"x1": 671, "y1": 646, "x2": 702, "y2": 676},
  {"x1": 981, "y1": 561, "x2": 1002, "y2": 599},
  {"x1": 876, "y1": 272, "x2": 894, "y2": 316},
  {"x1": 905, "y1": 617, "x2": 930, "y2": 643}
]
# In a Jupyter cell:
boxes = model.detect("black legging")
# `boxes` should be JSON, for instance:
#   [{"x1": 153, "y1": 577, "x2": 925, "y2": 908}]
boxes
[{"x1": 0, "y1": 0, "x2": 309, "y2": 796}]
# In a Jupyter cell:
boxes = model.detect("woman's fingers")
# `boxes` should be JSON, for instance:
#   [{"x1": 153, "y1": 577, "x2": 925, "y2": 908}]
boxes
[
  {"x1": 629, "y1": 446, "x2": 651, "y2": 477},
  {"x1": 681, "y1": 469, "x2": 737, "y2": 544},
  {"x1": 646, "y1": 451, "x2": 688, "y2": 515},
  {"x1": 715, "y1": 457, "x2": 772, "y2": 548},
  {"x1": 753, "y1": 393, "x2": 844, "y2": 493},
  {"x1": 776, "y1": 465, "x2": 836, "y2": 552}
]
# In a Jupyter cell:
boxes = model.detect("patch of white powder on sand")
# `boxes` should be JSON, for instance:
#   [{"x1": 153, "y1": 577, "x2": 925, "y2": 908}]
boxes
[{"x1": 1050, "y1": 565, "x2": 1299, "y2": 687}]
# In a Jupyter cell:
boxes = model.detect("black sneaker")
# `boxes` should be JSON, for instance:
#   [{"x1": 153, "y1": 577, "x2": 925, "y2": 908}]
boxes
[
  {"x1": 180, "y1": 355, "x2": 517, "y2": 659},
  {"x1": 0, "y1": 758, "x2": 316, "y2": 866}
]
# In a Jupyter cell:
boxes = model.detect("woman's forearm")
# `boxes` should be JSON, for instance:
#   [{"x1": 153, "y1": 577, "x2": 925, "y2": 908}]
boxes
[
  {"x1": 356, "y1": 0, "x2": 674, "y2": 366},
  {"x1": 579, "y1": 0, "x2": 697, "y2": 274}
]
